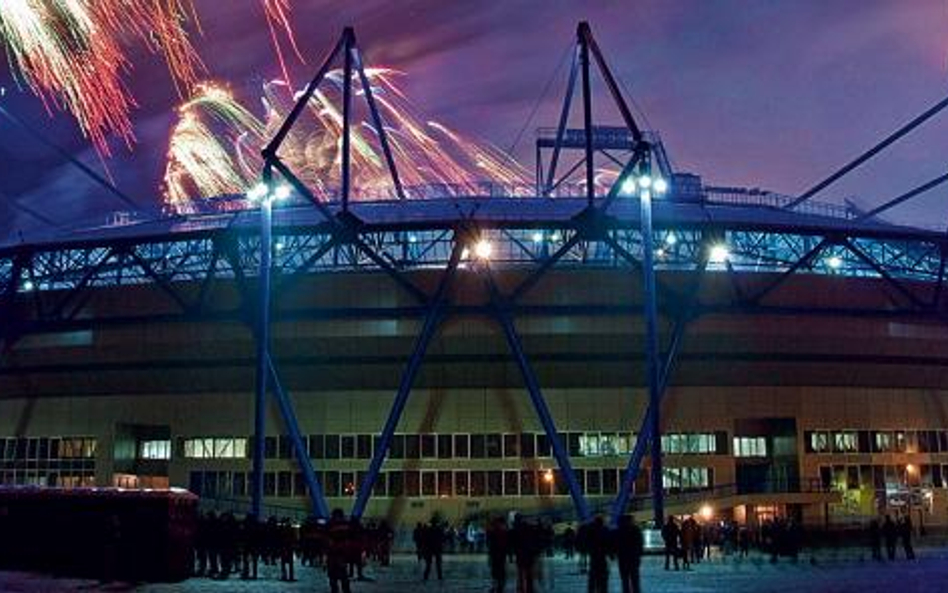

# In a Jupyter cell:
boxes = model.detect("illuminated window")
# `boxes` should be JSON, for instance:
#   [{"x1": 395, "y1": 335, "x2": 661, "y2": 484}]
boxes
[
  {"x1": 833, "y1": 431, "x2": 858, "y2": 453},
  {"x1": 139, "y1": 440, "x2": 170, "y2": 460},
  {"x1": 579, "y1": 433, "x2": 601, "y2": 456},
  {"x1": 733, "y1": 437, "x2": 767, "y2": 457},
  {"x1": 662, "y1": 466, "x2": 712, "y2": 491},
  {"x1": 183, "y1": 438, "x2": 247, "y2": 459}
]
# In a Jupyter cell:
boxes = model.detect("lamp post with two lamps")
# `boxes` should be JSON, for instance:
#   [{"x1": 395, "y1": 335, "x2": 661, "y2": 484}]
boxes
[
  {"x1": 618, "y1": 170, "x2": 669, "y2": 527},
  {"x1": 246, "y1": 175, "x2": 291, "y2": 519}
]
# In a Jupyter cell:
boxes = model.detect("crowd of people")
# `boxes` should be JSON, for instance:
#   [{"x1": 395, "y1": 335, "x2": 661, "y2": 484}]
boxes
[
  {"x1": 868, "y1": 513, "x2": 915, "y2": 561},
  {"x1": 189, "y1": 507, "x2": 924, "y2": 592}
]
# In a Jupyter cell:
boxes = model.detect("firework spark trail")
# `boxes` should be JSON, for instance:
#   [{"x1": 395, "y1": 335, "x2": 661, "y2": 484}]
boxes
[
  {"x1": 0, "y1": 0, "x2": 203, "y2": 155},
  {"x1": 163, "y1": 69, "x2": 531, "y2": 213},
  {"x1": 261, "y1": 0, "x2": 305, "y2": 89}
]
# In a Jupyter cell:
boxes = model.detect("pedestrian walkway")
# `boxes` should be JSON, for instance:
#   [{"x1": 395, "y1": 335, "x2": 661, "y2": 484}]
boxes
[{"x1": 2, "y1": 549, "x2": 947, "y2": 592}]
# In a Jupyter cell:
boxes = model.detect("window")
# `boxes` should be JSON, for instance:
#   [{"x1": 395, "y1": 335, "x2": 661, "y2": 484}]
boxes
[
  {"x1": 309, "y1": 435, "x2": 324, "y2": 459},
  {"x1": 324, "y1": 435, "x2": 340, "y2": 459},
  {"x1": 422, "y1": 471, "x2": 437, "y2": 497},
  {"x1": 520, "y1": 470, "x2": 537, "y2": 496},
  {"x1": 405, "y1": 435, "x2": 420, "y2": 459},
  {"x1": 487, "y1": 471, "x2": 503, "y2": 496},
  {"x1": 504, "y1": 471, "x2": 519, "y2": 496},
  {"x1": 661, "y1": 433, "x2": 717, "y2": 454},
  {"x1": 733, "y1": 437, "x2": 767, "y2": 458},
  {"x1": 341, "y1": 435, "x2": 355, "y2": 459},
  {"x1": 278, "y1": 471, "x2": 292, "y2": 497},
  {"x1": 278, "y1": 436, "x2": 292, "y2": 459},
  {"x1": 520, "y1": 433, "x2": 536, "y2": 458},
  {"x1": 503, "y1": 434, "x2": 519, "y2": 458},
  {"x1": 662, "y1": 467, "x2": 712, "y2": 491},
  {"x1": 833, "y1": 431, "x2": 857, "y2": 453},
  {"x1": 405, "y1": 471, "x2": 420, "y2": 497},
  {"x1": 536, "y1": 434, "x2": 552, "y2": 457},
  {"x1": 455, "y1": 471, "x2": 469, "y2": 496},
  {"x1": 873, "y1": 431, "x2": 893, "y2": 453},
  {"x1": 388, "y1": 472, "x2": 404, "y2": 497},
  {"x1": 471, "y1": 471, "x2": 486, "y2": 497},
  {"x1": 341, "y1": 472, "x2": 357, "y2": 496},
  {"x1": 183, "y1": 438, "x2": 246, "y2": 459},
  {"x1": 357, "y1": 435, "x2": 372, "y2": 459},
  {"x1": 437, "y1": 435, "x2": 453, "y2": 459},
  {"x1": 438, "y1": 471, "x2": 453, "y2": 497},
  {"x1": 579, "y1": 433, "x2": 601, "y2": 457},
  {"x1": 470, "y1": 435, "x2": 486, "y2": 458},
  {"x1": 454, "y1": 435, "x2": 469, "y2": 458},
  {"x1": 485, "y1": 434, "x2": 503, "y2": 458},
  {"x1": 139, "y1": 440, "x2": 170, "y2": 460},
  {"x1": 390, "y1": 435, "x2": 405, "y2": 459},
  {"x1": 421, "y1": 435, "x2": 436, "y2": 458},
  {"x1": 586, "y1": 470, "x2": 602, "y2": 495}
]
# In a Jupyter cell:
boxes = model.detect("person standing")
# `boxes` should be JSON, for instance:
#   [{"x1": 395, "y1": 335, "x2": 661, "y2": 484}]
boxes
[
  {"x1": 616, "y1": 515, "x2": 644, "y2": 593},
  {"x1": 898, "y1": 514, "x2": 915, "y2": 560},
  {"x1": 327, "y1": 509, "x2": 352, "y2": 593},
  {"x1": 868, "y1": 518, "x2": 882, "y2": 561},
  {"x1": 563, "y1": 525, "x2": 576, "y2": 560},
  {"x1": 413, "y1": 522, "x2": 425, "y2": 563},
  {"x1": 240, "y1": 513, "x2": 259, "y2": 579},
  {"x1": 423, "y1": 517, "x2": 444, "y2": 581},
  {"x1": 585, "y1": 516, "x2": 613, "y2": 593},
  {"x1": 486, "y1": 516, "x2": 509, "y2": 593},
  {"x1": 883, "y1": 515, "x2": 898, "y2": 560},
  {"x1": 512, "y1": 515, "x2": 538, "y2": 593},
  {"x1": 681, "y1": 516, "x2": 697, "y2": 569},
  {"x1": 662, "y1": 516, "x2": 680, "y2": 571}
]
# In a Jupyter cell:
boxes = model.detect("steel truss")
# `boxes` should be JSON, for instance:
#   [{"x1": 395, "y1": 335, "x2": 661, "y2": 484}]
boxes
[{"x1": 3, "y1": 22, "x2": 948, "y2": 527}]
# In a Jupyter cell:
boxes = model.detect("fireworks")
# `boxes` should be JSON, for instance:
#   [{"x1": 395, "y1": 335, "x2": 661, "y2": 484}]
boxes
[
  {"x1": 0, "y1": 0, "x2": 203, "y2": 155},
  {"x1": 163, "y1": 69, "x2": 530, "y2": 213}
]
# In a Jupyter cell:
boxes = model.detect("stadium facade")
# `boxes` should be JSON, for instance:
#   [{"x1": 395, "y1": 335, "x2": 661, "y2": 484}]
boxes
[{"x1": 3, "y1": 23, "x2": 948, "y2": 533}]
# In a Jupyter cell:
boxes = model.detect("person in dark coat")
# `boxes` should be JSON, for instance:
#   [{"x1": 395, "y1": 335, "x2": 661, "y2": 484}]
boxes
[
  {"x1": 883, "y1": 515, "x2": 898, "y2": 560},
  {"x1": 562, "y1": 525, "x2": 576, "y2": 560},
  {"x1": 868, "y1": 518, "x2": 882, "y2": 561},
  {"x1": 512, "y1": 515, "x2": 539, "y2": 593},
  {"x1": 326, "y1": 509, "x2": 352, "y2": 593},
  {"x1": 240, "y1": 513, "x2": 259, "y2": 579},
  {"x1": 486, "y1": 516, "x2": 509, "y2": 593},
  {"x1": 585, "y1": 516, "x2": 613, "y2": 593},
  {"x1": 278, "y1": 517, "x2": 297, "y2": 581},
  {"x1": 422, "y1": 518, "x2": 445, "y2": 581},
  {"x1": 616, "y1": 515, "x2": 644, "y2": 593},
  {"x1": 413, "y1": 522, "x2": 425, "y2": 563},
  {"x1": 661, "y1": 515, "x2": 681, "y2": 570},
  {"x1": 898, "y1": 514, "x2": 915, "y2": 560}
]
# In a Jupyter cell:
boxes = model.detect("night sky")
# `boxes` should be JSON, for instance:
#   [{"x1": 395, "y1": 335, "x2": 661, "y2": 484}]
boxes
[{"x1": 2, "y1": 0, "x2": 948, "y2": 242}]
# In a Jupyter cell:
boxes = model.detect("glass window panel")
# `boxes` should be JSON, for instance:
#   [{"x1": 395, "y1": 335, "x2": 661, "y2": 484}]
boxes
[
  {"x1": 421, "y1": 435, "x2": 436, "y2": 458},
  {"x1": 324, "y1": 435, "x2": 340, "y2": 459},
  {"x1": 503, "y1": 434, "x2": 519, "y2": 458},
  {"x1": 390, "y1": 435, "x2": 405, "y2": 459},
  {"x1": 504, "y1": 470, "x2": 519, "y2": 496},
  {"x1": 520, "y1": 470, "x2": 537, "y2": 496},
  {"x1": 470, "y1": 435, "x2": 486, "y2": 458},
  {"x1": 422, "y1": 472, "x2": 436, "y2": 497},
  {"x1": 486, "y1": 434, "x2": 503, "y2": 458},
  {"x1": 310, "y1": 435, "x2": 324, "y2": 459},
  {"x1": 586, "y1": 469, "x2": 602, "y2": 495},
  {"x1": 357, "y1": 435, "x2": 372, "y2": 459},
  {"x1": 437, "y1": 435, "x2": 452, "y2": 459},
  {"x1": 470, "y1": 471, "x2": 486, "y2": 497},
  {"x1": 388, "y1": 472, "x2": 404, "y2": 497},
  {"x1": 341, "y1": 435, "x2": 355, "y2": 459},
  {"x1": 405, "y1": 471, "x2": 420, "y2": 497},
  {"x1": 520, "y1": 433, "x2": 536, "y2": 458},
  {"x1": 454, "y1": 435, "x2": 469, "y2": 458},
  {"x1": 438, "y1": 471, "x2": 453, "y2": 497},
  {"x1": 454, "y1": 471, "x2": 469, "y2": 496},
  {"x1": 405, "y1": 435, "x2": 420, "y2": 459},
  {"x1": 486, "y1": 471, "x2": 502, "y2": 496}
]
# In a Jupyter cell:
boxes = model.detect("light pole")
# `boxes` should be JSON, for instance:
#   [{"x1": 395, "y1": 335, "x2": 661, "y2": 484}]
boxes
[
  {"x1": 623, "y1": 169, "x2": 669, "y2": 527},
  {"x1": 247, "y1": 176, "x2": 290, "y2": 519}
]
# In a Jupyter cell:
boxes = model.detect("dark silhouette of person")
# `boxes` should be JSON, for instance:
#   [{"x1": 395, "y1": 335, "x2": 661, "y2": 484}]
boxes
[
  {"x1": 205, "y1": 511, "x2": 221, "y2": 577},
  {"x1": 898, "y1": 514, "x2": 915, "y2": 560},
  {"x1": 738, "y1": 525, "x2": 750, "y2": 557},
  {"x1": 616, "y1": 515, "x2": 644, "y2": 593},
  {"x1": 194, "y1": 511, "x2": 209, "y2": 576},
  {"x1": 868, "y1": 518, "x2": 882, "y2": 561},
  {"x1": 486, "y1": 516, "x2": 509, "y2": 593},
  {"x1": 413, "y1": 521, "x2": 425, "y2": 563},
  {"x1": 240, "y1": 513, "x2": 259, "y2": 579},
  {"x1": 279, "y1": 517, "x2": 296, "y2": 581},
  {"x1": 681, "y1": 515, "x2": 697, "y2": 569},
  {"x1": 512, "y1": 514, "x2": 539, "y2": 593},
  {"x1": 378, "y1": 520, "x2": 394, "y2": 566},
  {"x1": 563, "y1": 525, "x2": 576, "y2": 560},
  {"x1": 661, "y1": 515, "x2": 681, "y2": 570},
  {"x1": 217, "y1": 511, "x2": 238, "y2": 579},
  {"x1": 883, "y1": 514, "x2": 898, "y2": 560},
  {"x1": 422, "y1": 517, "x2": 445, "y2": 581},
  {"x1": 327, "y1": 509, "x2": 352, "y2": 593},
  {"x1": 584, "y1": 516, "x2": 613, "y2": 593}
]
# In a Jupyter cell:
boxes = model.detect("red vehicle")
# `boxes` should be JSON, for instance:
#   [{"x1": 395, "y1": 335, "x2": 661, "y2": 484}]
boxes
[{"x1": 0, "y1": 487, "x2": 197, "y2": 582}]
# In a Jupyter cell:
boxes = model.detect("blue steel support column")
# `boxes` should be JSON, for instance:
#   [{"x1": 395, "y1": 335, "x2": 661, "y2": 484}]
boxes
[
  {"x1": 251, "y1": 168, "x2": 273, "y2": 519},
  {"x1": 267, "y1": 355, "x2": 329, "y2": 518},
  {"x1": 640, "y1": 176, "x2": 665, "y2": 527},
  {"x1": 486, "y1": 269, "x2": 591, "y2": 523},
  {"x1": 351, "y1": 241, "x2": 463, "y2": 519}
]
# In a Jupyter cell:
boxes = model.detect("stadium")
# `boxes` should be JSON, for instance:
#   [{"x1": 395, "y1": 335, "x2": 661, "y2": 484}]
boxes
[{"x1": 3, "y1": 22, "x2": 948, "y2": 537}]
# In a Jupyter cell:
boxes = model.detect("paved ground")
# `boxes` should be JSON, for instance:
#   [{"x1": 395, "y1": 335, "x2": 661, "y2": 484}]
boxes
[{"x1": 2, "y1": 549, "x2": 948, "y2": 592}]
